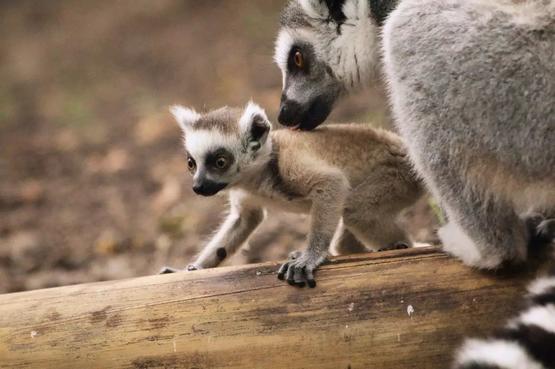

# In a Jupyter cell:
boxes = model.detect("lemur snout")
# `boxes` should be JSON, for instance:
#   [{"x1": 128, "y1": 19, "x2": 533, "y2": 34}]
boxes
[
  {"x1": 192, "y1": 180, "x2": 227, "y2": 197},
  {"x1": 278, "y1": 98, "x2": 303, "y2": 127}
]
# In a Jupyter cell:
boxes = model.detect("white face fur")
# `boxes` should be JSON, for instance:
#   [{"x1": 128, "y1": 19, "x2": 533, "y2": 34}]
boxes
[
  {"x1": 274, "y1": 0, "x2": 381, "y2": 130},
  {"x1": 170, "y1": 102, "x2": 273, "y2": 196}
]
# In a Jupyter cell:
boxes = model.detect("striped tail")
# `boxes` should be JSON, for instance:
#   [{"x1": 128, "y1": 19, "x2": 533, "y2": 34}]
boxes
[{"x1": 453, "y1": 270, "x2": 555, "y2": 369}]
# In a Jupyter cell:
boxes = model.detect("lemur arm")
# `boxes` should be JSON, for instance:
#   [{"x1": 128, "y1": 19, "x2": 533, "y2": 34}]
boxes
[
  {"x1": 191, "y1": 190, "x2": 264, "y2": 270},
  {"x1": 278, "y1": 167, "x2": 349, "y2": 287}
]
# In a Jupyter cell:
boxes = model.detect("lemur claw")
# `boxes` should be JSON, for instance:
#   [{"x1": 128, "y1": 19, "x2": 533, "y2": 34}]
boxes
[
  {"x1": 158, "y1": 266, "x2": 180, "y2": 274},
  {"x1": 525, "y1": 213, "x2": 555, "y2": 245},
  {"x1": 277, "y1": 251, "x2": 323, "y2": 288},
  {"x1": 537, "y1": 219, "x2": 555, "y2": 242},
  {"x1": 158, "y1": 264, "x2": 199, "y2": 274},
  {"x1": 378, "y1": 241, "x2": 410, "y2": 252}
]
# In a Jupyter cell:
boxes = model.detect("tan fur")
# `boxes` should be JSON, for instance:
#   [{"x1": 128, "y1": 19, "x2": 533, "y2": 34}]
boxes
[
  {"x1": 171, "y1": 103, "x2": 423, "y2": 283},
  {"x1": 464, "y1": 152, "x2": 555, "y2": 214}
]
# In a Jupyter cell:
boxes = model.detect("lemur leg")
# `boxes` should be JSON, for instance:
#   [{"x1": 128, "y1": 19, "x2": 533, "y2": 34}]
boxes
[
  {"x1": 160, "y1": 193, "x2": 264, "y2": 273},
  {"x1": 342, "y1": 172, "x2": 414, "y2": 251},
  {"x1": 277, "y1": 171, "x2": 348, "y2": 288},
  {"x1": 330, "y1": 220, "x2": 368, "y2": 255},
  {"x1": 345, "y1": 214, "x2": 410, "y2": 252},
  {"x1": 190, "y1": 206, "x2": 264, "y2": 270},
  {"x1": 524, "y1": 212, "x2": 555, "y2": 247},
  {"x1": 436, "y1": 182, "x2": 528, "y2": 269},
  {"x1": 335, "y1": 230, "x2": 368, "y2": 254}
]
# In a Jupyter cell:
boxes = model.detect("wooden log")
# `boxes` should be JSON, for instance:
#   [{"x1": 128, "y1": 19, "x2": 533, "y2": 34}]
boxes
[{"x1": 0, "y1": 247, "x2": 545, "y2": 369}]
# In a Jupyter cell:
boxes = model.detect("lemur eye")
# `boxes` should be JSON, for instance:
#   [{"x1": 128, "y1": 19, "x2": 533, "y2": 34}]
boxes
[
  {"x1": 187, "y1": 157, "x2": 196, "y2": 172},
  {"x1": 294, "y1": 50, "x2": 304, "y2": 69},
  {"x1": 215, "y1": 156, "x2": 228, "y2": 169}
]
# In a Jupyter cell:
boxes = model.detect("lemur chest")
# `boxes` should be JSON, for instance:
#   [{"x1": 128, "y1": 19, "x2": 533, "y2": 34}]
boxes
[{"x1": 250, "y1": 184, "x2": 311, "y2": 214}]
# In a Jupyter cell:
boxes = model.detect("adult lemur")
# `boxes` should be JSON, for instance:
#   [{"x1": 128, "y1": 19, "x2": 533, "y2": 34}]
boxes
[
  {"x1": 274, "y1": 0, "x2": 554, "y2": 365},
  {"x1": 275, "y1": 0, "x2": 554, "y2": 270},
  {"x1": 163, "y1": 102, "x2": 422, "y2": 287}
]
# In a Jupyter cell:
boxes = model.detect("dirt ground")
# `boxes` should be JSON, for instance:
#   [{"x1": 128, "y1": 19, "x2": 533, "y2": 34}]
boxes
[{"x1": 0, "y1": 1, "x2": 439, "y2": 293}]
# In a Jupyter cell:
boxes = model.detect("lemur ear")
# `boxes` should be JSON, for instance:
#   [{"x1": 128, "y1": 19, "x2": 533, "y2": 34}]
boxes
[
  {"x1": 170, "y1": 105, "x2": 201, "y2": 131},
  {"x1": 299, "y1": 0, "x2": 329, "y2": 19},
  {"x1": 239, "y1": 101, "x2": 271, "y2": 149},
  {"x1": 299, "y1": 0, "x2": 346, "y2": 24}
]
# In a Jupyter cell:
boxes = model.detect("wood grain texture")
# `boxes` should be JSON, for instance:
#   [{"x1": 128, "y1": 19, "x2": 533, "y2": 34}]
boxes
[{"x1": 0, "y1": 247, "x2": 543, "y2": 369}]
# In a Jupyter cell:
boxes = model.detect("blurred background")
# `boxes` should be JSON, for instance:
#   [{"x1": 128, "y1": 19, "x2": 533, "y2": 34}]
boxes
[{"x1": 0, "y1": 0, "x2": 438, "y2": 293}]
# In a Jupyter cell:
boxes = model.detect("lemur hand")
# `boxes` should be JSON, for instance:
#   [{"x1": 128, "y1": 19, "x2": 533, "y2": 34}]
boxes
[
  {"x1": 277, "y1": 250, "x2": 326, "y2": 288},
  {"x1": 524, "y1": 213, "x2": 555, "y2": 246},
  {"x1": 158, "y1": 264, "x2": 199, "y2": 274}
]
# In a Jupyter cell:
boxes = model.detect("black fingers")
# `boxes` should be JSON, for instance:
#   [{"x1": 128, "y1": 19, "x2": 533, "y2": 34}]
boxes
[
  {"x1": 378, "y1": 242, "x2": 410, "y2": 252},
  {"x1": 285, "y1": 265, "x2": 296, "y2": 286},
  {"x1": 538, "y1": 219, "x2": 555, "y2": 242},
  {"x1": 305, "y1": 268, "x2": 316, "y2": 288},
  {"x1": 276, "y1": 262, "x2": 316, "y2": 288},
  {"x1": 277, "y1": 262, "x2": 288, "y2": 280},
  {"x1": 158, "y1": 266, "x2": 179, "y2": 274}
]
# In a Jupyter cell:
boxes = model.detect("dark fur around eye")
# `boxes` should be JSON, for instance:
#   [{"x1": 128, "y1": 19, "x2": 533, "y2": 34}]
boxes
[
  {"x1": 205, "y1": 148, "x2": 234, "y2": 171},
  {"x1": 186, "y1": 152, "x2": 196, "y2": 172},
  {"x1": 288, "y1": 45, "x2": 311, "y2": 74}
]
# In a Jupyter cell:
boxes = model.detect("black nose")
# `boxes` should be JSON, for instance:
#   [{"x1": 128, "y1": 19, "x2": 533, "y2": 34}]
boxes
[
  {"x1": 192, "y1": 181, "x2": 228, "y2": 196},
  {"x1": 278, "y1": 98, "x2": 303, "y2": 126}
]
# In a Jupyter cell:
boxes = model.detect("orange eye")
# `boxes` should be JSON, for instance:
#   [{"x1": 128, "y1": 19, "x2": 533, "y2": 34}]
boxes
[
  {"x1": 294, "y1": 51, "x2": 304, "y2": 68},
  {"x1": 215, "y1": 157, "x2": 227, "y2": 169},
  {"x1": 187, "y1": 157, "x2": 196, "y2": 172}
]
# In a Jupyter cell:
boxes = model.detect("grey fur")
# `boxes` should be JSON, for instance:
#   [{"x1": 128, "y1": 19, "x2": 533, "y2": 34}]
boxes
[{"x1": 383, "y1": 0, "x2": 555, "y2": 268}]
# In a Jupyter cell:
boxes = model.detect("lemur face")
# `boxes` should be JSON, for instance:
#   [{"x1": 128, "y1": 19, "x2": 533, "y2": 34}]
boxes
[
  {"x1": 171, "y1": 102, "x2": 272, "y2": 196},
  {"x1": 275, "y1": 0, "x2": 379, "y2": 130},
  {"x1": 274, "y1": 31, "x2": 342, "y2": 131}
]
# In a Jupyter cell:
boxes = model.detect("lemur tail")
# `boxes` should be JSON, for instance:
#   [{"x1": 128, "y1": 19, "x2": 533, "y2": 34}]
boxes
[{"x1": 452, "y1": 262, "x2": 555, "y2": 369}]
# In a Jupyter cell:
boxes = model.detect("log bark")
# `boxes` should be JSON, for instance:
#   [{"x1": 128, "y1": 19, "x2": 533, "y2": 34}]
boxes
[{"x1": 0, "y1": 247, "x2": 544, "y2": 369}]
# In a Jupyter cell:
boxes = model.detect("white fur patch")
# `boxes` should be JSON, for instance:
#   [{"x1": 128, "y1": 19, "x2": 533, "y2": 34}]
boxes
[
  {"x1": 528, "y1": 276, "x2": 555, "y2": 296},
  {"x1": 170, "y1": 105, "x2": 201, "y2": 131},
  {"x1": 298, "y1": 0, "x2": 328, "y2": 19},
  {"x1": 185, "y1": 129, "x2": 238, "y2": 160},
  {"x1": 342, "y1": 0, "x2": 366, "y2": 20},
  {"x1": 274, "y1": 29, "x2": 295, "y2": 86},
  {"x1": 324, "y1": 0, "x2": 379, "y2": 90},
  {"x1": 239, "y1": 101, "x2": 269, "y2": 134},
  {"x1": 518, "y1": 305, "x2": 555, "y2": 334},
  {"x1": 438, "y1": 221, "x2": 502, "y2": 269},
  {"x1": 455, "y1": 339, "x2": 544, "y2": 369}
]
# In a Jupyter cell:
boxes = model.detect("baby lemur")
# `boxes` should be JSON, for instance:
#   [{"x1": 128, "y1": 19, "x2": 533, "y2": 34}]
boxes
[{"x1": 163, "y1": 101, "x2": 422, "y2": 287}]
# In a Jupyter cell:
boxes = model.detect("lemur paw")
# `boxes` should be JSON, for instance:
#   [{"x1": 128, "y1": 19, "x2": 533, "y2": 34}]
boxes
[
  {"x1": 158, "y1": 264, "x2": 199, "y2": 274},
  {"x1": 378, "y1": 241, "x2": 410, "y2": 252},
  {"x1": 524, "y1": 213, "x2": 555, "y2": 247},
  {"x1": 158, "y1": 266, "x2": 180, "y2": 274},
  {"x1": 538, "y1": 219, "x2": 555, "y2": 242},
  {"x1": 277, "y1": 250, "x2": 326, "y2": 288}
]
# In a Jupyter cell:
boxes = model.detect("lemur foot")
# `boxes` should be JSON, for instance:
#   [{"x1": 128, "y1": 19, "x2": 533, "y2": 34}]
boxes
[
  {"x1": 525, "y1": 213, "x2": 555, "y2": 246},
  {"x1": 158, "y1": 264, "x2": 199, "y2": 274},
  {"x1": 159, "y1": 266, "x2": 180, "y2": 274},
  {"x1": 277, "y1": 250, "x2": 326, "y2": 288},
  {"x1": 538, "y1": 219, "x2": 555, "y2": 242},
  {"x1": 378, "y1": 241, "x2": 410, "y2": 252}
]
